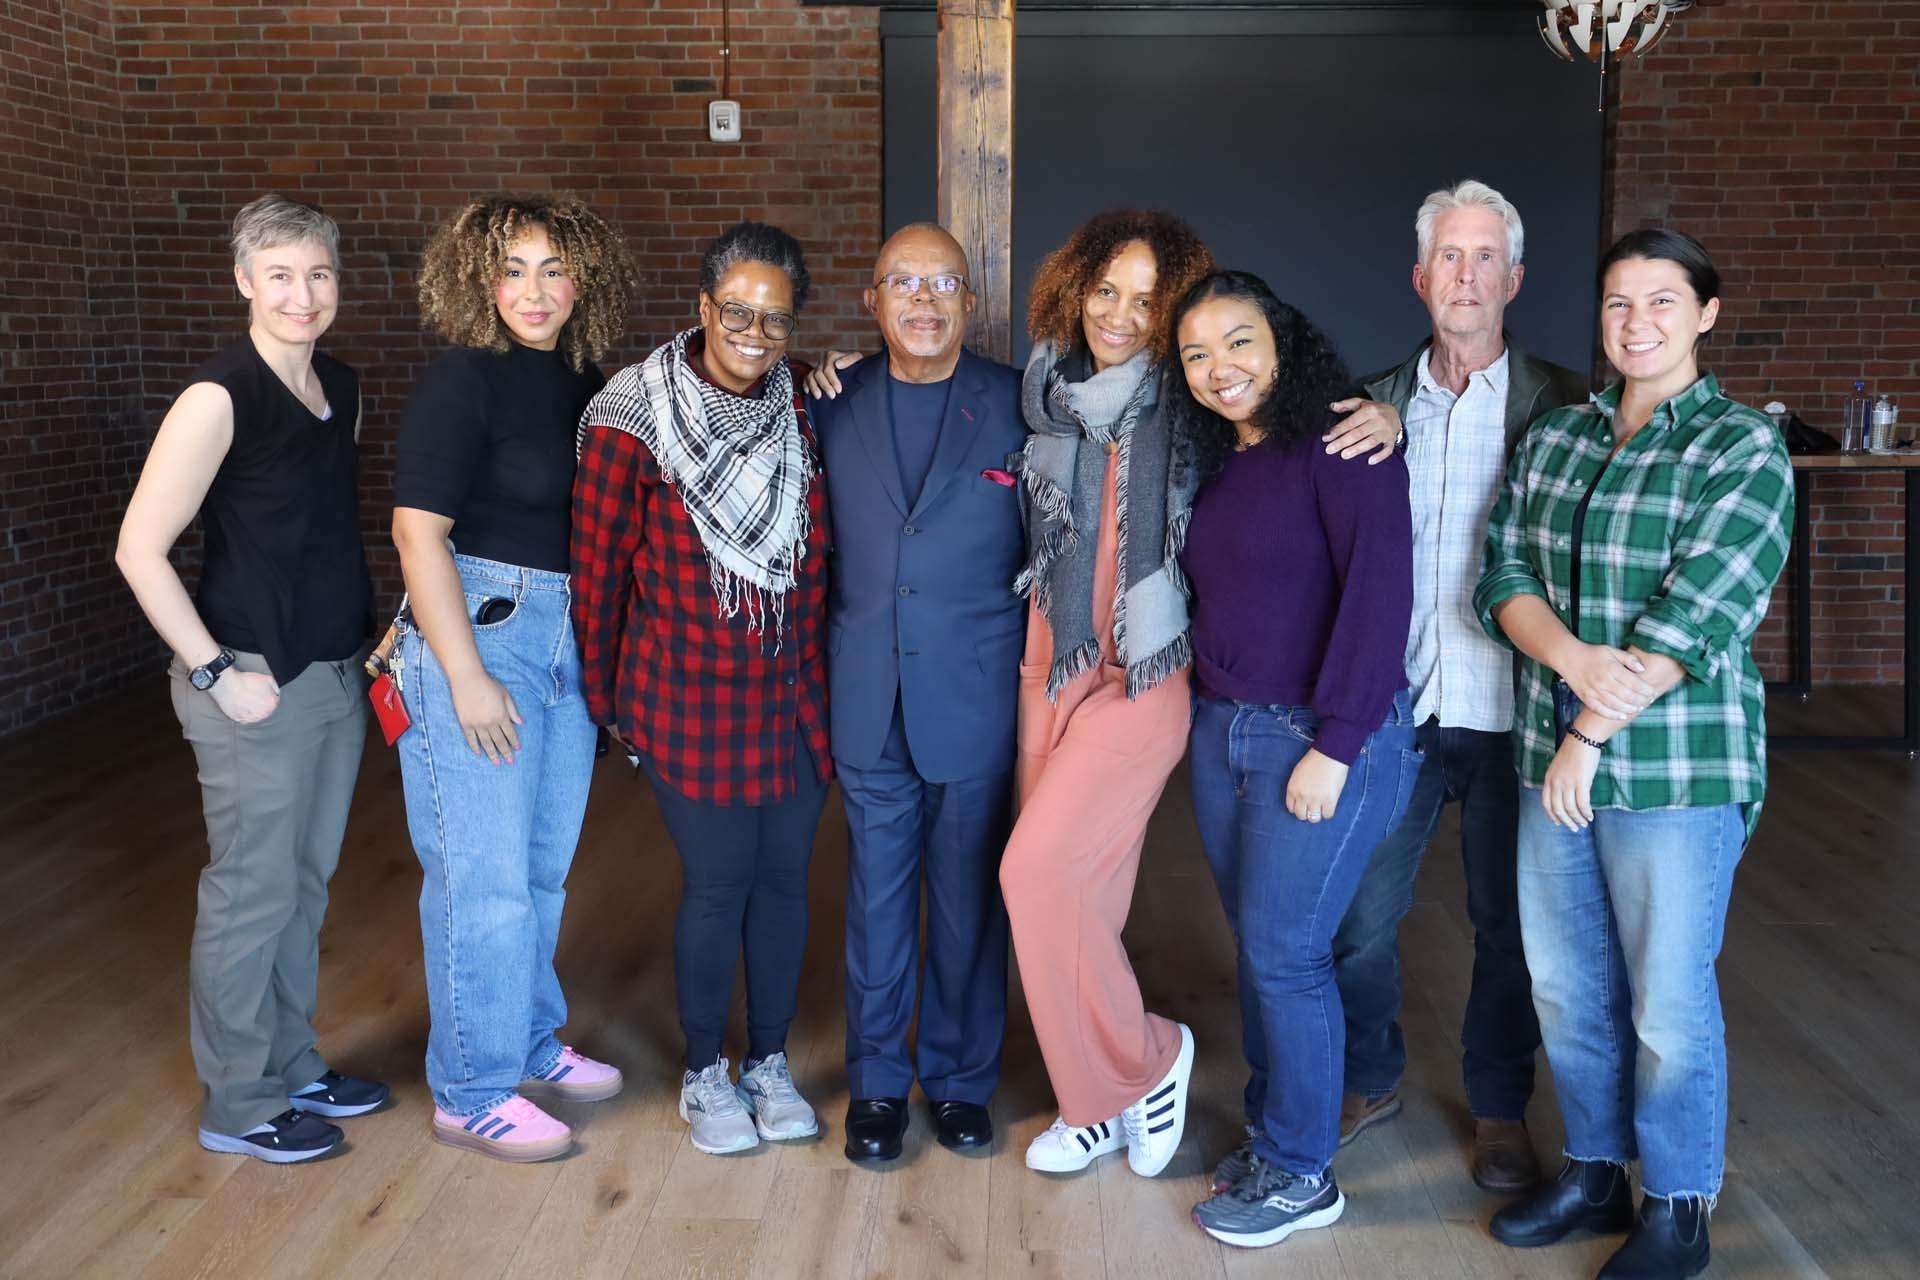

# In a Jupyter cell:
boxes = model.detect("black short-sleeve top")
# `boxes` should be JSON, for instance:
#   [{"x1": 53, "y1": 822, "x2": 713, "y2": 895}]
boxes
[
  {"x1": 189, "y1": 339, "x2": 374, "y2": 684},
  {"x1": 393, "y1": 341, "x2": 607, "y2": 573}
]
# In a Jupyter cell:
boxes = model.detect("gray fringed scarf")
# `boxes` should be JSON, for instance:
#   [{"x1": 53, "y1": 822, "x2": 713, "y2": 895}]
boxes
[{"x1": 1011, "y1": 341, "x2": 1194, "y2": 701}]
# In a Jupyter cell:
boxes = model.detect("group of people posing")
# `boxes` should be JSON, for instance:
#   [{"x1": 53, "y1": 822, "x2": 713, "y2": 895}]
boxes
[{"x1": 117, "y1": 178, "x2": 1792, "y2": 1279}]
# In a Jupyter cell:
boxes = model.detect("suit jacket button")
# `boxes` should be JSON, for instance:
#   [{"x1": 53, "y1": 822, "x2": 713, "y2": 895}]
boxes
[
  {"x1": 898, "y1": 586, "x2": 912, "y2": 597},
  {"x1": 904, "y1": 524, "x2": 916, "y2": 535}
]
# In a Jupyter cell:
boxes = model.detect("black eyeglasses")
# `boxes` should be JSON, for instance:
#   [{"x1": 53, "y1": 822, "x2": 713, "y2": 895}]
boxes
[
  {"x1": 873, "y1": 273, "x2": 967, "y2": 297},
  {"x1": 715, "y1": 299, "x2": 796, "y2": 341}
]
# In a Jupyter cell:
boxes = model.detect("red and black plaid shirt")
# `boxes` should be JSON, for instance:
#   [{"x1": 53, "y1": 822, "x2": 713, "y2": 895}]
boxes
[{"x1": 570, "y1": 361, "x2": 831, "y2": 806}]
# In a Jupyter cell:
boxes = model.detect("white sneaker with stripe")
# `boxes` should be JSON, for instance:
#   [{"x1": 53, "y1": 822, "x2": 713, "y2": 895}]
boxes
[{"x1": 1024, "y1": 1115, "x2": 1124, "y2": 1172}]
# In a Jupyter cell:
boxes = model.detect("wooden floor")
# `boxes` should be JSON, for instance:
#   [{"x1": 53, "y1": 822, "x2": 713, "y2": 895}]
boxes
[{"x1": 1, "y1": 684, "x2": 1916, "y2": 1280}]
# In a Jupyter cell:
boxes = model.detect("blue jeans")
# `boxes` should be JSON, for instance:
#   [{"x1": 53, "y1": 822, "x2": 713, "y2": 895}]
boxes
[
  {"x1": 398, "y1": 554, "x2": 597, "y2": 1115},
  {"x1": 1190, "y1": 689, "x2": 1422, "y2": 1177},
  {"x1": 1519, "y1": 680, "x2": 1745, "y2": 1199},
  {"x1": 1333, "y1": 720, "x2": 1538, "y2": 1119}
]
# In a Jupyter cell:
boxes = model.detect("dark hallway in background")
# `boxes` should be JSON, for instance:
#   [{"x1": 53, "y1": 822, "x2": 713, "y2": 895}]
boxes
[{"x1": 883, "y1": 5, "x2": 1606, "y2": 374}]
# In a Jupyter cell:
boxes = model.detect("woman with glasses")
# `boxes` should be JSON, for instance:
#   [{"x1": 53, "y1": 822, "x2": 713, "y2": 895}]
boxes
[{"x1": 571, "y1": 220, "x2": 832, "y2": 1157}]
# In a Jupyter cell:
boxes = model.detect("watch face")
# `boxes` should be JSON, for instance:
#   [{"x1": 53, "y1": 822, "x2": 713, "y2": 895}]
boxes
[{"x1": 190, "y1": 667, "x2": 215, "y2": 691}]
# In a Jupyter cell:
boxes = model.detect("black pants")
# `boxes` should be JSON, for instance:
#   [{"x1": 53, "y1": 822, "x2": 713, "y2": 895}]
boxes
[{"x1": 644, "y1": 744, "x2": 829, "y2": 1071}]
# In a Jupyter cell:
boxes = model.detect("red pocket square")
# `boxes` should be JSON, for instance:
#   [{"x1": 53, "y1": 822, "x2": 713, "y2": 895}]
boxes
[{"x1": 982, "y1": 467, "x2": 1016, "y2": 487}]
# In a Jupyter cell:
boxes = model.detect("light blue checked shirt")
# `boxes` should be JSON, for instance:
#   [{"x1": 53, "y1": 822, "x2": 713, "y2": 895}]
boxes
[{"x1": 1404, "y1": 347, "x2": 1514, "y2": 732}]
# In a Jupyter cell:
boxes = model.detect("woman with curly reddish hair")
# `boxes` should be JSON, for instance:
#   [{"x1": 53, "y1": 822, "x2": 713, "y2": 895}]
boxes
[
  {"x1": 393, "y1": 192, "x2": 636, "y2": 1162},
  {"x1": 1000, "y1": 210, "x2": 1215, "y2": 1180}
]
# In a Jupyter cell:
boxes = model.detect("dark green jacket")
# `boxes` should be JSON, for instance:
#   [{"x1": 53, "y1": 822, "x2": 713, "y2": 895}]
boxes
[{"x1": 1361, "y1": 334, "x2": 1589, "y2": 459}]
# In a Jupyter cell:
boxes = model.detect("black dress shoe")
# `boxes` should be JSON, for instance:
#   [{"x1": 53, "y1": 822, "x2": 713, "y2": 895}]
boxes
[
  {"x1": 931, "y1": 1099, "x2": 993, "y2": 1151},
  {"x1": 1489, "y1": 1157, "x2": 1634, "y2": 1248},
  {"x1": 844, "y1": 1097, "x2": 910, "y2": 1162},
  {"x1": 1599, "y1": 1195, "x2": 1710, "y2": 1279}
]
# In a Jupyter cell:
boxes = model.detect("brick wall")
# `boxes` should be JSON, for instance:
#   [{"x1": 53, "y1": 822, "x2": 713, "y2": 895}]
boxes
[
  {"x1": 5, "y1": 0, "x2": 1913, "y2": 735},
  {"x1": 1607, "y1": 0, "x2": 1917, "y2": 682},
  {"x1": 0, "y1": 0, "x2": 153, "y2": 733},
  {"x1": 1, "y1": 0, "x2": 882, "y2": 736}
]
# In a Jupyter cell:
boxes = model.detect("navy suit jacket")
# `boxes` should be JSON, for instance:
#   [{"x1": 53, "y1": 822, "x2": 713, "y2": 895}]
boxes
[{"x1": 815, "y1": 348, "x2": 1027, "y2": 784}]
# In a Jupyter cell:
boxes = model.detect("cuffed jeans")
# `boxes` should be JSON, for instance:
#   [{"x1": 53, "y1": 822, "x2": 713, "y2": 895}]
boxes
[
  {"x1": 1519, "y1": 796, "x2": 1744, "y2": 1200},
  {"x1": 398, "y1": 554, "x2": 596, "y2": 1116},
  {"x1": 1333, "y1": 719, "x2": 1538, "y2": 1119},
  {"x1": 170, "y1": 647, "x2": 368, "y2": 1135},
  {"x1": 1190, "y1": 689, "x2": 1421, "y2": 1177}
]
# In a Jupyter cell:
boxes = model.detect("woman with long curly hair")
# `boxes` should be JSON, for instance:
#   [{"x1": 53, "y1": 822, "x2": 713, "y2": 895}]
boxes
[
  {"x1": 393, "y1": 192, "x2": 636, "y2": 1162},
  {"x1": 1171, "y1": 271, "x2": 1418, "y2": 1248},
  {"x1": 999, "y1": 210, "x2": 1215, "y2": 1180}
]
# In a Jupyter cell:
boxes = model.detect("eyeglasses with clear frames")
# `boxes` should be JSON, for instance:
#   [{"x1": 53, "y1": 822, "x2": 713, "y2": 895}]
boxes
[
  {"x1": 716, "y1": 300, "x2": 796, "y2": 341},
  {"x1": 873, "y1": 273, "x2": 967, "y2": 297}
]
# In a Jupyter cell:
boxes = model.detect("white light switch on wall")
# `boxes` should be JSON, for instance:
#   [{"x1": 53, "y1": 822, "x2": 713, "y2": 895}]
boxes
[{"x1": 707, "y1": 100, "x2": 741, "y2": 143}]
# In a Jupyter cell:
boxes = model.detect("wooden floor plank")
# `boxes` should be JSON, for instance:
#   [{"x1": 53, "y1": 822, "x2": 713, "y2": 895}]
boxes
[{"x1": 0, "y1": 686, "x2": 1915, "y2": 1278}]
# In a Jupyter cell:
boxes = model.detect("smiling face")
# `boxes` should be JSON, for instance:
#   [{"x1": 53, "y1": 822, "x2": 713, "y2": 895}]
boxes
[
  {"x1": 234, "y1": 237, "x2": 338, "y2": 346},
  {"x1": 493, "y1": 225, "x2": 577, "y2": 351},
  {"x1": 865, "y1": 225, "x2": 974, "y2": 367},
  {"x1": 1081, "y1": 239, "x2": 1158, "y2": 371},
  {"x1": 1600, "y1": 255, "x2": 1719, "y2": 392},
  {"x1": 1177, "y1": 295, "x2": 1278, "y2": 429},
  {"x1": 1413, "y1": 206, "x2": 1522, "y2": 345},
  {"x1": 697, "y1": 261, "x2": 796, "y2": 394}
]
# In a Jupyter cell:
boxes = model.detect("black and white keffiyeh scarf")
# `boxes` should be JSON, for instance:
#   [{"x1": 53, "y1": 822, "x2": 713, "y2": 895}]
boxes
[{"x1": 580, "y1": 326, "x2": 812, "y2": 639}]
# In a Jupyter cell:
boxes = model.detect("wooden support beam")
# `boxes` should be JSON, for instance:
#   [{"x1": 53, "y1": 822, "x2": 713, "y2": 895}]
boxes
[{"x1": 937, "y1": 0, "x2": 1014, "y2": 363}]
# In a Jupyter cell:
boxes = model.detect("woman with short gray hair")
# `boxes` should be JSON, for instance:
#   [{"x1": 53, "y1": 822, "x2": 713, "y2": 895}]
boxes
[{"x1": 116, "y1": 193, "x2": 386, "y2": 1164}]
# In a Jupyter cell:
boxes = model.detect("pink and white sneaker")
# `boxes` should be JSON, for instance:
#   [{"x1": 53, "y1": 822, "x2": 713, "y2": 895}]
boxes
[
  {"x1": 519, "y1": 1045, "x2": 624, "y2": 1103},
  {"x1": 432, "y1": 1095, "x2": 573, "y2": 1163}
]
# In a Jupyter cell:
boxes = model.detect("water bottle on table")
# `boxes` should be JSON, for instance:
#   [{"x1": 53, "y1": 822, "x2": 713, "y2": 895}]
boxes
[{"x1": 1841, "y1": 380, "x2": 1872, "y2": 452}]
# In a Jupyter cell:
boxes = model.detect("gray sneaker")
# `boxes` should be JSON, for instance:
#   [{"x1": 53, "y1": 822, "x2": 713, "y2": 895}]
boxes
[
  {"x1": 738, "y1": 1052, "x2": 818, "y2": 1140},
  {"x1": 679, "y1": 1059, "x2": 759, "y2": 1155},
  {"x1": 1211, "y1": 1124, "x2": 1259, "y2": 1193},
  {"x1": 1192, "y1": 1159, "x2": 1345, "y2": 1249}
]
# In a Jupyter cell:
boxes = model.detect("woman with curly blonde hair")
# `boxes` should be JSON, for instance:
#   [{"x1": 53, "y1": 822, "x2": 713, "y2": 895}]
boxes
[
  {"x1": 998, "y1": 210, "x2": 1217, "y2": 1180},
  {"x1": 392, "y1": 192, "x2": 635, "y2": 1162}
]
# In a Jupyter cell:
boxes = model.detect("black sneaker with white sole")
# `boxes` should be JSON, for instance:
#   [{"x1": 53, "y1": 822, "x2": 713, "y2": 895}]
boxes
[
  {"x1": 289, "y1": 1070, "x2": 391, "y2": 1118},
  {"x1": 1192, "y1": 1158, "x2": 1346, "y2": 1248},
  {"x1": 198, "y1": 1108, "x2": 345, "y2": 1163}
]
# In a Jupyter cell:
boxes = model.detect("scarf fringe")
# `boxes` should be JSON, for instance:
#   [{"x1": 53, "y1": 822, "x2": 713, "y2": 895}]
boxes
[
  {"x1": 1163, "y1": 505, "x2": 1193, "y2": 595},
  {"x1": 1044, "y1": 638, "x2": 1101, "y2": 703},
  {"x1": 1125, "y1": 632, "x2": 1193, "y2": 701}
]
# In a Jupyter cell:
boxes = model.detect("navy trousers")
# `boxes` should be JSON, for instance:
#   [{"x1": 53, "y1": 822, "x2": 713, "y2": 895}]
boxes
[{"x1": 836, "y1": 698, "x2": 1012, "y2": 1103}]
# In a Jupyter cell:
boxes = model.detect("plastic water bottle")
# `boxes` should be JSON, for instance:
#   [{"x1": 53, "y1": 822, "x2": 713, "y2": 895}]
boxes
[{"x1": 1843, "y1": 380, "x2": 1872, "y2": 452}]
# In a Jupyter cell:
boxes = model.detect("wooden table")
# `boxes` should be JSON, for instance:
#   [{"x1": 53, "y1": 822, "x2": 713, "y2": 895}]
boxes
[{"x1": 1771, "y1": 451, "x2": 1920, "y2": 753}]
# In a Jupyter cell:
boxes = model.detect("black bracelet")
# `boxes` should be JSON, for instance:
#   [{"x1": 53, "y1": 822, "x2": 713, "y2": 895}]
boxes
[{"x1": 1567, "y1": 726, "x2": 1605, "y2": 751}]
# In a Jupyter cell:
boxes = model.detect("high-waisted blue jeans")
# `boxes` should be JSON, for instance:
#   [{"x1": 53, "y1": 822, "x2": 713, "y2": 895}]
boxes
[{"x1": 398, "y1": 554, "x2": 596, "y2": 1115}]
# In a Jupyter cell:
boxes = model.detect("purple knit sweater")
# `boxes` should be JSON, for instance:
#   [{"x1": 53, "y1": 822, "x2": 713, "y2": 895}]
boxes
[{"x1": 1179, "y1": 438, "x2": 1414, "y2": 763}]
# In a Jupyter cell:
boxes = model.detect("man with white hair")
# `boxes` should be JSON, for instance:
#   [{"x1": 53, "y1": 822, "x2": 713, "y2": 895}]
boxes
[{"x1": 1322, "y1": 179, "x2": 1586, "y2": 1192}]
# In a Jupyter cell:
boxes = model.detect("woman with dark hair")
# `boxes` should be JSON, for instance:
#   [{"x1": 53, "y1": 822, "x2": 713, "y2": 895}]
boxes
[
  {"x1": 997, "y1": 210, "x2": 1216, "y2": 1180},
  {"x1": 1171, "y1": 271, "x2": 1418, "y2": 1248},
  {"x1": 571, "y1": 220, "x2": 831, "y2": 1157},
  {"x1": 117, "y1": 194, "x2": 385, "y2": 1163},
  {"x1": 1478, "y1": 230, "x2": 1791, "y2": 1279},
  {"x1": 394, "y1": 193, "x2": 637, "y2": 1163}
]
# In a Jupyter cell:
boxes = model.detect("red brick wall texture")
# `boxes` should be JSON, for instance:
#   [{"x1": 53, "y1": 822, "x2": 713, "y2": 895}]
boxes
[{"x1": 2, "y1": 0, "x2": 1912, "y2": 734}]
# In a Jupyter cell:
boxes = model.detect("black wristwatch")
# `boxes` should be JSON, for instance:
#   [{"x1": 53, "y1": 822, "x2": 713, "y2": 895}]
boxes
[{"x1": 189, "y1": 648, "x2": 237, "y2": 691}]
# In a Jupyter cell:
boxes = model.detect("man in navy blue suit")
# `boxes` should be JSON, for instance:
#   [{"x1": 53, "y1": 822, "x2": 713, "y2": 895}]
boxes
[{"x1": 808, "y1": 223, "x2": 1026, "y2": 1163}]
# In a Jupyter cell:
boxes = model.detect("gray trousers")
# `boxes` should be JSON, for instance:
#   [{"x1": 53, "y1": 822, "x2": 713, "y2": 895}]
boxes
[{"x1": 168, "y1": 647, "x2": 368, "y2": 1134}]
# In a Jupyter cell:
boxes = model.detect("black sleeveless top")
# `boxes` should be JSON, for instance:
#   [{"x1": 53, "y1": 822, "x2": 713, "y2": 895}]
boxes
[{"x1": 190, "y1": 340, "x2": 374, "y2": 683}]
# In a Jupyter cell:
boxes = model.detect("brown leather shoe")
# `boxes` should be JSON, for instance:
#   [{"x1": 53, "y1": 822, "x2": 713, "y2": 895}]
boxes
[
  {"x1": 1472, "y1": 1117, "x2": 1542, "y2": 1192},
  {"x1": 1338, "y1": 1090, "x2": 1402, "y2": 1147}
]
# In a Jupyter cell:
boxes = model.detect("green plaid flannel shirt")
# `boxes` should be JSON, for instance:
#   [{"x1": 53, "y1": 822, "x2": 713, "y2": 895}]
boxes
[{"x1": 1474, "y1": 374, "x2": 1794, "y2": 829}]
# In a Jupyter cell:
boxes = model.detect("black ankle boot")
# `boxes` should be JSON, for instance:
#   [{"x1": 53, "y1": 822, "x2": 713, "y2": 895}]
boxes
[
  {"x1": 1488, "y1": 1157, "x2": 1634, "y2": 1248},
  {"x1": 1599, "y1": 1195, "x2": 1710, "y2": 1279}
]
